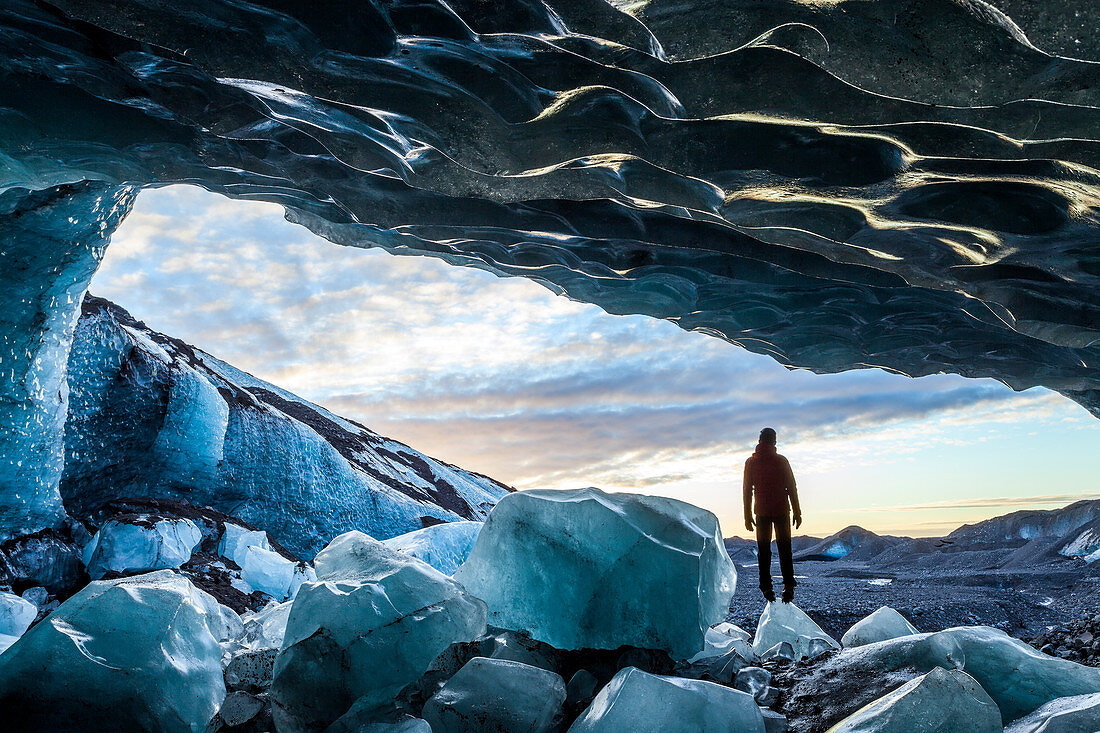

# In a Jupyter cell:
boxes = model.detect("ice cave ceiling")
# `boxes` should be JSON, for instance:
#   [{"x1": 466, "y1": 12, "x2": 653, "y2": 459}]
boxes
[{"x1": 2, "y1": 0, "x2": 1099, "y2": 421}]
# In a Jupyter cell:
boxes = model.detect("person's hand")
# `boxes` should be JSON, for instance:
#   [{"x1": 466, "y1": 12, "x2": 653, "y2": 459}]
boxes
[
  {"x1": 793, "y1": 514, "x2": 802, "y2": 530},
  {"x1": 745, "y1": 517, "x2": 755, "y2": 532}
]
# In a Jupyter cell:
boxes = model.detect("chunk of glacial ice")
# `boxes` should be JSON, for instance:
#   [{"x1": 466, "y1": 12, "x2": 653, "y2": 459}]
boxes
[
  {"x1": 241, "y1": 600, "x2": 292, "y2": 650},
  {"x1": 453, "y1": 488, "x2": 736, "y2": 659},
  {"x1": 328, "y1": 710, "x2": 433, "y2": 733},
  {"x1": 240, "y1": 544, "x2": 314, "y2": 601},
  {"x1": 832, "y1": 626, "x2": 1100, "y2": 722},
  {"x1": 567, "y1": 667, "x2": 765, "y2": 733},
  {"x1": 713, "y1": 622, "x2": 751, "y2": 641},
  {"x1": 218, "y1": 523, "x2": 272, "y2": 567},
  {"x1": 422, "y1": 657, "x2": 567, "y2": 733},
  {"x1": 271, "y1": 531, "x2": 487, "y2": 732},
  {"x1": 82, "y1": 517, "x2": 202, "y2": 580},
  {"x1": 0, "y1": 570, "x2": 225, "y2": 731},
  {"x1": 842, "y1": 607, "x2": 920, "y2": 648},
  {"x1": 691, "y1": 628, "x2": 748, "y2": 663},
  {"x1": 0, "y1": 591, "x2": 36, "y2": 638},
  {"x1": 829, "y1": 667, "x2": 1001, "y2": 733},
  {"x1": 1006, "y1": 692, "x2": 1100, "y2": 733},
  {"x1": 753, "y1": 602, "x2": 839, "y2": 660},
  {"x1": 382, "y1": 521, "x2": 482, "y2": 575}
]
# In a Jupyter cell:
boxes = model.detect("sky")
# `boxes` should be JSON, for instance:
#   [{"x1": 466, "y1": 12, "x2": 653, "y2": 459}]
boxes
[{"x1": 91, "y1": 185, "x2": 1100, "y2": 538}]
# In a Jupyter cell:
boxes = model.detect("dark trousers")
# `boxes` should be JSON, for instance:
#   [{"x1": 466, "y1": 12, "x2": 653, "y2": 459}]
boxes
[{"x1": 756, "y1": 514, "x2": 795, "y2": 592}]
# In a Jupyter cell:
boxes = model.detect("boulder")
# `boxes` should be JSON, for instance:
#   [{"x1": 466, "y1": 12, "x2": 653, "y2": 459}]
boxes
[
  {"x1": 82, "y1": 517, "x2": 202, "y2": 580},
  {"x1": 1005, "y1": 692, "x2": 1100, "y2": 733},
  {"x1": 0, "y1": 590, "x2": 36, "y2": 638},
  {"x1": 454, "y1": 488, "x2": 736, "y2": 659},
  {"x1": 240, "y1": 544, "x2": 314, "y2": 601},
  {"x1": 422, "y1": 657, "x2": 567, "y2": 733},
  {"x1": 568, "y1": 667, "x2": 765, "y2": 733},
  {"x1": 218, "y1": 524, "x2": 272, "y2": 567},
  {"x1": 801, "y1": 626, "x2": 1100, "y2": 724},
  {"x1": 827, "y1": 667, "x2": 1001, "y2": 733},
  {"x1": 753, "y1": 602, "x2": 839, "y2": 660},
  {"x1": 328, "y1": 709, "x2": 433, "y2": 733},
  {"x1": 0, "y1": 570, "x2": 225, "y2": 731},
  {"x1": 713, "y1": 622, "x2": 751, "y2": 641},
  {"x1": 271, "y1": 531, "x2": 487, "y2": 732},
  {"x1": 734, "y1": 667, "x2": 773, "y2": 703},
  {"x1": 842, "y1": 607, "x2": 920, "y2": 648},
  {"x1": 383, "y1": 521, "x2": 482, "y2": 575},
  {"x1": 240, "y1": 600, "x2": 292, "y2": 650}
]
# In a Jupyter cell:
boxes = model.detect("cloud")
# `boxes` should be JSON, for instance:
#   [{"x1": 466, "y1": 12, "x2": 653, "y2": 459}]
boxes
[
  {"x1": 93, "y1": 184, "x2": 1099, "y2": 535},
  {"x1": 849, "y1": 493, "x2": 1100, "y2": 513}
]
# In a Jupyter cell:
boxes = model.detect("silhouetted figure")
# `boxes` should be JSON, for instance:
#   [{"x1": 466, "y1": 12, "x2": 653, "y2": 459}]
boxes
[{"x1": 743, "y1": 427, "x2": 802, "y2": 603}]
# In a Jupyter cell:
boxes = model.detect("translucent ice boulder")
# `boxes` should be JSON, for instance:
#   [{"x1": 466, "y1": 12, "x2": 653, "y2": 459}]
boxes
[
  {"x1": 382, "y1": 521, "x2": 482, "y2": 575},
  {"x1": 568, "y1": 667, "x2": 765, "y2": 733},
  {"x1": 842, "y1": 607, "x2": 920, "y2": 648},
  {"x1": 753, "y1": 602, "x2": 839, "y2": 660},
  {"x1": 832, "y1": 626, "x2": 1100, "y2": 722},
  {"x1": 454, "y1": 488, "x2": 736, "y2": 659},
  {"x1": 713, "y1": 622, "x2": 752, "y2": 641},
  {"x1": 0, "y1": 570, "x2": 225, "y2": 731},
  {"x1": 241, "y1": 600, "x2": 293, "y2": 650},
  {"x1": 218, "y1": 523, "x2": 272, "y2": 567},
  {"x1": 0, "y1": 590, "x2": 36, "y2": 638},
  {"x1": 271, "y1": 531, "x2": 487, "y2": 732},
  {"x1": 828, "y1": 667, "x2": 1001, "y2": 733},
  {"x1": 240, "y1": 544, "x2": 315, "y2": 601},
  {"x1": 690, "y1": 628, "x2": 755, "y2": 665},
  {"x1": 422, "y1": 657, "x2": 567, "y2": 733},
  {"x1": 82, "y1": 516, "x2": 202, "y2": 579},
  {"x1": 1006, "y1": 692, "x2": 1100, "y2": 733}
]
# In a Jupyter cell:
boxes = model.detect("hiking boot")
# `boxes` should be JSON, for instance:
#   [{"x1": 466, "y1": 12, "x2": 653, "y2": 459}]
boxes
[
  {"x1": 761, "y1": 588, "x2": 776, "y2": 602},
  {"x1": 781, "y1": 586, "x2": 794, "y2": 603}
]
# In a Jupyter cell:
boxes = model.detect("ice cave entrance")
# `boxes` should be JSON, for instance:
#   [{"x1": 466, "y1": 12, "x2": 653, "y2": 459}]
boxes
[{"x1": 85, "y1": 184, "x2": 1100, "y2": 542}]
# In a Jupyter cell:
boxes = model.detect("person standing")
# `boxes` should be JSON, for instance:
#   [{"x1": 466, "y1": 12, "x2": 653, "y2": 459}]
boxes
[{"x1": 743, "y1": 427, "x2": 802, "y2": 603}]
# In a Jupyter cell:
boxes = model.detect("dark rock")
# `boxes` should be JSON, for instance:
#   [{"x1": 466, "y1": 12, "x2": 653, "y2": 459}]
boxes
[{"x1": 225, "y1": 648, "x2": 279, "y2": 693}]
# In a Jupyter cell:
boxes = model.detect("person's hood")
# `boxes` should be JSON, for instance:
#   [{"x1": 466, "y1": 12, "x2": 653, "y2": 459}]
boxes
[{"x1": 754, "y1": 442, "x2": 777, "y2": 456}]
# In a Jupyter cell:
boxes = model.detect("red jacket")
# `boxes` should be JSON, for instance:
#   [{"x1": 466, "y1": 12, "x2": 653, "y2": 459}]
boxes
[{"x1": 743, "y1": 443, "x2": 800, "y2": 519}]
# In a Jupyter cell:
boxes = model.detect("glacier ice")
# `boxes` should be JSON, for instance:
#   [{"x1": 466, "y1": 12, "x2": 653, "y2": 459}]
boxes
[
  {"x1": 0, "y1": 183, "x2": 135, "y2": 543},
  {"x1": 241, "y1": 600, "x2": 293, "y2": 650},
  {"x1": 753, "y1": 602, "x2": 839, "y2": 660},
  {"x1": 842, "y1": 607, "x2": 920, "y2": 648},
  {"x1": 690, "y1": 627, "x2": 755, "y2": 664},
  {"x1": 567, "y1": 667, "x2": 765, "y2": 733},
  {"x1": 218, "y1": 523, "x2": 273, "y2": 567},
  {"x1": 271, "y1": 531, "x2": 487, "y2": 731},
  {"x1": 0, "y1": 590, "x2": 36, "y2": 639},
  {"x1": 82, "y1": 516, "x2": 203, "y2": 580},
  {"x1": 59, "y1": 297, "x2": 512, "y2": 556},
  {"x1": 1005, "y1": 692, "x2": 1100, "y2": 733},
  {"x1": 713, "y1": 622, "x2": 752, "y2": 641},
  {"x1": 382, "y1": 521, "x2": 482, "y2": 575},
  {"x1": 240, "y1": 544, "x2": 315, "y2": 601},
  {"x1": 329, "y1": 710, "x2": 434, "y2": 733},
  {"x1": 421, "y1": 657, "x2": 567, "y2": 733},
  {"x1": 818, "y1": 626, "x2": 1100, "y2": 722},
  {"x1": 828, "y1": 667, "x2": 1001, "y2": 733},
  {"x1": 453, "y1": 488, "x2": 736, "y2": 659},
  {"x1": 734, "y1": 667, "x2": 773, "y2": 703},
  {"x1": 0, "y1": 570, "x2": 225, "y2": 731}
]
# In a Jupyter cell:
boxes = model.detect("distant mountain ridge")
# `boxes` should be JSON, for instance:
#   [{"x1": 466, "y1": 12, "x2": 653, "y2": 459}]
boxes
[{"x1": 725, "y1": 500, "x2": 1100, "y2": 567}]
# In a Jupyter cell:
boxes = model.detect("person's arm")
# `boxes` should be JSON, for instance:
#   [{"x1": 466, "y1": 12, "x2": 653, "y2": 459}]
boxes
[
  {"x1": 784, "y1": 457, "x2": 802, "y2": 528},
  {"x1": 743, "y1": 460, "x2": 755, "y2": 532}
]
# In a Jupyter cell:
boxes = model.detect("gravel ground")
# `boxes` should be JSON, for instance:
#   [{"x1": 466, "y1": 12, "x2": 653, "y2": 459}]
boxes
[{"x1": 724, "y1": 559, "x2": 1100, "y2": 643}]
